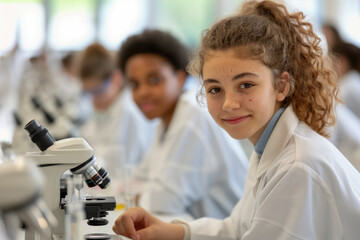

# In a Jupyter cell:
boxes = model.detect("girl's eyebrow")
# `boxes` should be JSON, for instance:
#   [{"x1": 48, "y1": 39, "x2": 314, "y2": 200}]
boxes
[
  {"x1": 204, "y1": 72, "x2": 259, "y2": 84},
  {"x1": 146, "y1": 70, "x2": 159, "y2": 77},
  {"x1": 232, "y1": 72, "x2": 258, "y2": 81},
  {"x1": 203, "y1": 79, "x2": 219, "y2": 84}
]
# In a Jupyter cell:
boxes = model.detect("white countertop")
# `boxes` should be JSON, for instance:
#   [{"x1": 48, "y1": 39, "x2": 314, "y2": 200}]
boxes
[
  {"x1": 17, "y1": 209, "x2": 193, "y2": 240},
  {"x1": 82, "y1": 209, "x2": 193, "y2": 238}
]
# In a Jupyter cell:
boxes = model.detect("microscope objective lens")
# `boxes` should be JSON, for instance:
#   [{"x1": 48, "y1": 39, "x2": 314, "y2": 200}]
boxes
[{"x1": 84, "y1": 166, "x2": 102, "y2": 187}]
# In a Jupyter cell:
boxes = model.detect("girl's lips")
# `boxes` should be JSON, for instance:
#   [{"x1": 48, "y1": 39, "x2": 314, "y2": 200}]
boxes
[
  {"x1": 223, "y1": 115, "x2": 249, "y2": 124},
  {"x1": 140, "y1": 103, "x2": 155, "y2": 112}
]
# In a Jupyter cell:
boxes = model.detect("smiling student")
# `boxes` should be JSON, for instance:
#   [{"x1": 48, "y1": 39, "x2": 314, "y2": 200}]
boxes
[
  {"x1": 112, "y1": 1, "x2": 360, "y2": 240},
  {"x1": 116, "y1": 29, "x2": 249, "y2": 219}
]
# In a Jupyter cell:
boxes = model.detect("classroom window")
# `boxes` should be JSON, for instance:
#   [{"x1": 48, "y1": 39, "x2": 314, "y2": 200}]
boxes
[
  {"x1": 152, "y1": 0, "x2": 217, "y2": 48},
  {"x1": 48, "y1": 0, "x2": 95, "y2": 50},
  {"x1": 98, "y1": 0, "x2": 147, "y2": 50},
  {"x1": 0, "y1": 0, "x2": 44, "y2": 54}
]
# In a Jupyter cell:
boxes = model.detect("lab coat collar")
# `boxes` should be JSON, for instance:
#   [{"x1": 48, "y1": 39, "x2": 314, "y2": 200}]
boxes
[
  {"x1": 158, "y1": 90, "x2": 197, "y2": 143},
  {"x1": 256, "y1": 106, "x2": 298, "y2": 179},
  {"x1": 254, "y1": 107, "x2": 285, "y2": 157}
]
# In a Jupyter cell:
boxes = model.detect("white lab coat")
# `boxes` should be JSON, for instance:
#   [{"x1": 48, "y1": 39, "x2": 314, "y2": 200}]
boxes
[
  {"x1": 134, "y1": 89, "x2": 249, "y2": 219},
  {"x1": 0, "y1": 219, "x2": 9, "y2": 240},
  {"x1": 329, "y1": 104, "x2": 360, "y2": 171},
  {"x1": 339, "y1": 70, "x2": 360, "y2": 119},
  {"x1": 81, "y1": 88, "x2": 156, "y2": 178},
  {"x1": 184, "y1": 106, "x2": 360, "y2": 240}
]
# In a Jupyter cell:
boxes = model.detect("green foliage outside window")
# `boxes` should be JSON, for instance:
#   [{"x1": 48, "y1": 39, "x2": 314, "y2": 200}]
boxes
[{"x1": 156, "y1": 0, "x2": 216, "y2": 48}]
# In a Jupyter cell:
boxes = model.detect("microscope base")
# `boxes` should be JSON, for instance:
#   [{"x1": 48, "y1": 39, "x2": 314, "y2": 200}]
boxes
[{"x1": 53, "y1": 233, "x2": 130, "y2": 240}]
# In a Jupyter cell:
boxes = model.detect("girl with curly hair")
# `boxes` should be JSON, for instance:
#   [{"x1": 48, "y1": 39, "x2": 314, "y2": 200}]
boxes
[
  {"x1": 113, "y1": 1, "x2": 360, "y2": 239},
  {"x1": 116, "y1": 29, "x2": 249, "y2": 219}
]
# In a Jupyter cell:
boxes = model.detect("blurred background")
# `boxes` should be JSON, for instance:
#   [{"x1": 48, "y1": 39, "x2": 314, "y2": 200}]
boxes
[
  {"x1": 0, "y1": 0, "x2": 359, "y2": 54},
  {"x1": 0, "y1": 2, "x2": 359, "y2": 239},
  {"x1": 0, "y1": 0, "x2": 360, "y2": 157}
]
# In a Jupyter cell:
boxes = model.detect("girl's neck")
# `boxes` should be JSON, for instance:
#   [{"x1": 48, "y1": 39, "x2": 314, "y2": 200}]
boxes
[{"x1": 161, "y1": 101, "x2": 179, "y2": 131}]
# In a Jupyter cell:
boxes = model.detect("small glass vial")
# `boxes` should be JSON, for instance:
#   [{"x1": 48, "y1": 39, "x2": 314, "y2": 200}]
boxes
[{"x1": 65, "y1": 174, "x2": 85, "y2": 240}]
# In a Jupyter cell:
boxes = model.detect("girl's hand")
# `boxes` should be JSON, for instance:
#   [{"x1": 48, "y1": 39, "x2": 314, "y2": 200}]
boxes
[{"x1": 112, "y1": 207, "x2": 185, "y2": 240}]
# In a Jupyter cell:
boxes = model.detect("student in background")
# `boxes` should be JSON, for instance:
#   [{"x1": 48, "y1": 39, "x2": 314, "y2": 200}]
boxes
[
  {"x1": 113, "y1": 1, "x2": 360, "y2": 239},
  {"x1": 329, "y1": 104, "x2": 360, "y2": 171},
  {"x1": 331, "y1": 41, "x2": 360, "y2": 119},
  {"x1": 116, "y1": 29, "x2": 249, "y2": 219},
  {"x1": 77, "y1": 43, "x2": 156, "y2": 181},
  {"x1": 327, "y1": 42, "x2": 360, "y2": 171},
  {"x1": 321, "y1": 23, "x2": 343, "y2": 50}
]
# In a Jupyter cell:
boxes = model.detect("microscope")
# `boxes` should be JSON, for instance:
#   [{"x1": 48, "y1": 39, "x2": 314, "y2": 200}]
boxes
[
  {"x1": 0, "y1": 159, "x2": 57, "y2": 240},
  {"x1": 24, "y1": 119, "x2": 116, "y2": 240}
]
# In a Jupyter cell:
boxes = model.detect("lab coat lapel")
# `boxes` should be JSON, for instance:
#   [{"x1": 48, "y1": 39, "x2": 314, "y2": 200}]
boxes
[
  {"x1": 160, "y1": 92, "x2": 186, "y2": 142},
  {"x1": 256, "y1": 106, "x2": 298, "y2": 179},
  {"x1": 247, "y1": 151, "x2": 260, "y2": 197}
]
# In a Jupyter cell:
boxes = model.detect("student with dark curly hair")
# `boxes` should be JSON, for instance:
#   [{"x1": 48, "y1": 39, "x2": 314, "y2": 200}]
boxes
[
  {"x1": 116, "y1": 29, "x2": 249, "y2": 219},
  {"x1": 113, "y1": 1, "x2": 360, "y2": 240}
]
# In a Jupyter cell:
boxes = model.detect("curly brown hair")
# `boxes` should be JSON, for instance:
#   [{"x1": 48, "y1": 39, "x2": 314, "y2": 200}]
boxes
[{"x1": 189, "y1": 0, "x2": 339, "y2": 137}]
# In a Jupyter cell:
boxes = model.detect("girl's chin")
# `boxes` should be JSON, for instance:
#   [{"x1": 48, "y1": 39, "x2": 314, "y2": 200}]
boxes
[
  {"x1": 143, "y1": 112, "x2": 158, "y2": 120},
  {"x1": 224, "y1": 130, "x2": 250, "y2": 140}
]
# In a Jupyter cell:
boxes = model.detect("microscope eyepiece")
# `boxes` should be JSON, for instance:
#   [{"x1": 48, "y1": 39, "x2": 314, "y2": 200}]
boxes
[{"x1": 25, "y1": 119, "x2": 55, "y2": 151}]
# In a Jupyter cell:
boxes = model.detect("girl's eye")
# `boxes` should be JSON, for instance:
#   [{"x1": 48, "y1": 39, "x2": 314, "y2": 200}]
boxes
[
  {"x1": 240, "y1": 83, "x2": 254, "y2": 89},
  {"x1": 208, "y1": 87, "x2": 221, "y2": 94},
  {"x1": 148, "y1": 76, "x2": 162, "y2": 85}
]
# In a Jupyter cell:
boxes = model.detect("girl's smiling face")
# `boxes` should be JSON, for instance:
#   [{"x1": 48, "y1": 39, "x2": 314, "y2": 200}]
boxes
[
  {"x1": 125, "y1": 53, "x2": 185, "y2": 126},
  {"x1": 203, "y1": 49, "x2": 289, "y2": 144}
]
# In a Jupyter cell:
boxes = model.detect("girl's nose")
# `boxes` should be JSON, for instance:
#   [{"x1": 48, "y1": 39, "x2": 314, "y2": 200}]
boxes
[
  {"x1": 135, "y1": 83, "x2": 149, "y2": 98},
  {"x1": 222, "y1": 92, "x2": 240, "y2": 111}
]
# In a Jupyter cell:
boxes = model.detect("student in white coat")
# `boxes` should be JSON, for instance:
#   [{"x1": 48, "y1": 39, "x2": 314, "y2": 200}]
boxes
[
  {"x1": 116, "y1": 29, "x2": 249, "y2": 219},
  {"x1": 330, "y1": 104, "x2": 360, "y2": 171},
  {"x1": 327, "y1": 42, "x2": 360, "y2": 171},
  {"x1": 78, "y1": 43, "x2": 156, "y2": 180},
  {"x1": 112, "y1": 1, "x2": 360, "y2": 239},
  {"x1": 331, "y1": 41, "x2": 360, "y2": 119}
]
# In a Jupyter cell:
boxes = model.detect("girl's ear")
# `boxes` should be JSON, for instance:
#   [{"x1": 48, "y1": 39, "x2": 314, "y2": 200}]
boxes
[
  {"x1": 177, "y1": 70, "x2": 187, "y2": 88},
  {"x1": 276, "y1": 71, "x2": 290, "y2": 102}
]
